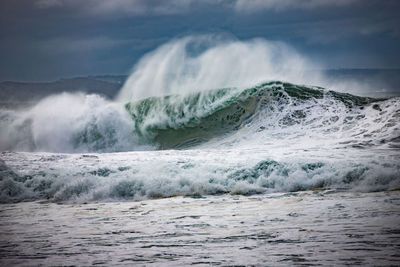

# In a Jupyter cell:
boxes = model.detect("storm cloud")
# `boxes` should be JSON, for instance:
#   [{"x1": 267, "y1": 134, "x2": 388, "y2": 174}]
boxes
[{"x1": 0, "y1": 0, "x2": 399, "y2": 81}]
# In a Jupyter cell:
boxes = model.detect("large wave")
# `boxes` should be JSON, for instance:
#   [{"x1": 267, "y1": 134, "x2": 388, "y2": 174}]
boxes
[
  {"x1": 125, "y1": 81, "x2": 400, "y2": 150},
  {"x1": 3, "y1": 36, "x2": 393, "y2": 153},
  {"x1": 1, "y1": 81, "x2": 398, "y2": 152}
]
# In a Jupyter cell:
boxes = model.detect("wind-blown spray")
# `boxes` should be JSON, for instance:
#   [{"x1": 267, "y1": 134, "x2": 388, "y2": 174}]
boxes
[{"x1": 117, "y1": 36, "x2": 323, "y2": 102}]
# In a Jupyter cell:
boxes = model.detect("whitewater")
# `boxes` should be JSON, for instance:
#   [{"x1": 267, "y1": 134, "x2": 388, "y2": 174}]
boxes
[{"x1": 1, "y1": 36, "x2": 399, "y2": 265}]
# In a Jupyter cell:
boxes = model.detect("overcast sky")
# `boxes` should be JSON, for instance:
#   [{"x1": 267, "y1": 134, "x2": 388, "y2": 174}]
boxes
[{"x1": 1, "y1": 0, "x2": 399, "y2": 81}]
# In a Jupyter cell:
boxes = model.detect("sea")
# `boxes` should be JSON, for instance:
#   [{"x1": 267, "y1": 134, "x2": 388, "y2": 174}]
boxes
[{"x1": 1, "y1": 37, "x2": 399, "y2": 266}]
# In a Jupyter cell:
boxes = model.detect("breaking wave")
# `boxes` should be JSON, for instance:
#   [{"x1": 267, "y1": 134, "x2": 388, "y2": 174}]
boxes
[
  {"x1": 1, "y1": 81, "x2": 398, "y2": 152},
  {"x1": 1, "y1": 150, "x2": 399, "y2": 204},
  {"x1": 124, "y1": 81, "x2": 399, "y2": 150}
]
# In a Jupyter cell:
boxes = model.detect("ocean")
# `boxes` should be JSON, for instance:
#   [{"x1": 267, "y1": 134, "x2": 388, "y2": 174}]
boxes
[{"x1": 1, "y1": 37, "x2": 400, "y2": 265}]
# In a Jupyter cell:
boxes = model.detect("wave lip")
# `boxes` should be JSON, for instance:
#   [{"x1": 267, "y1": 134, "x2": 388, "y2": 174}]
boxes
[{"x1": 117, "y1": 36, "x2": 322, "y2": 102}]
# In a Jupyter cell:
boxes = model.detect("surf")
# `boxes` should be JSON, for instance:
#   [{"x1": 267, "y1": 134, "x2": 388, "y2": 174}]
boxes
[{"x1": 0, "y1": 36, "x2": 399, "y2": 203}]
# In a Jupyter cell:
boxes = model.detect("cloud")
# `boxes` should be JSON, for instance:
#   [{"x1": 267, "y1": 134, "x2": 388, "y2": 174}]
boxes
[
  {"x1": 34, "y1": 0, "x2": 196, "y2": 16},
  {"x1": 33, "y1": 0, "x2": 361, "y2": 16},
  {"x1": 294, "y1": 17, "x2": 400, "y2": 45},
  {"x1": 359, "y1": 18, "x2": 400, "y2": 37},
  {"x1": 233, "y1": 0, "x2": 359, "y2": 12},
  {"x1": 39, "y1": 36, "x2": 128, "y2": 53},
  {"x1": 35, "y1": 0, "x2": 62, "y2": 8}
]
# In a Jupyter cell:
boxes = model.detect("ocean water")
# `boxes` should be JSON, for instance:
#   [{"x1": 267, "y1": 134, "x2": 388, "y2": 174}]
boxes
[
  {"x1": 1, "y1": 191, "x2": 399, "y2": 266},
  {"x1": 1, "y1": 37, "x2": 400, "y2": 265}
]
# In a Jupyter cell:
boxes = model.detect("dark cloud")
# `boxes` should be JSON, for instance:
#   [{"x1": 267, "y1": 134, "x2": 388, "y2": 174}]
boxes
[
  {"x1": 0, "y1": 0, "x2": 399, "y2": 81},
  {"x1": 232, "y1": 0, "x2": 360, "y2": 12},
  {"x1": 29, "y1": 0, "x2": 362, "y2": 15}
]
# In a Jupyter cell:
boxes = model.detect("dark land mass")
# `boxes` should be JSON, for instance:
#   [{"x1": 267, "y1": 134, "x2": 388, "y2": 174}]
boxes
[{"x1": 0, "y1": 69, "x2": 399, "y2": 108}]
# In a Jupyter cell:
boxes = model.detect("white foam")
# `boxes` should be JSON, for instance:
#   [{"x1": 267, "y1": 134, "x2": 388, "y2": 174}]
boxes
[
  {"x1": 1, "y1": 149, "x2": 399, "y2": 203},
  {"x1": 0, "y1": 93, "x2": 143, "y2": 152}
]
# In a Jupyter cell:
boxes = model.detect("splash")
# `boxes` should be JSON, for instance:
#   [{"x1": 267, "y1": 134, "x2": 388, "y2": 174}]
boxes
[
  {"x1": 0, "y1": 93, "x2": 143, "y2": 152},
  {"x1": 117, "y1": 36, "x2": 323, "y2": 102}
]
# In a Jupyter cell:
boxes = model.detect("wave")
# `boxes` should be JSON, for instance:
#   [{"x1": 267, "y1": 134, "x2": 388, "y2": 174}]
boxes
[
  {"x1": 1, "y1": 81, "x2": 399, "y2": 152},
  {"x1": 0, "y1": 93, "x2": 146, "y2": 153},
  {"x1": 124, "y1": 81, "x2": 397, "y2": 149},
  {"x1": 1, "y1": 150, "x2": 399, "y2": 204}
]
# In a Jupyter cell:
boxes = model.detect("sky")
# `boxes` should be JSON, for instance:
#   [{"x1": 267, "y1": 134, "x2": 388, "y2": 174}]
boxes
[{"x1": 0, "y1": 0, "x2": 400, "y2": 81}]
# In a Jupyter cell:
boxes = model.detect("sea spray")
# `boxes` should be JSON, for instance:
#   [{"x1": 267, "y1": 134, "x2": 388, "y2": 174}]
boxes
[
  {"x1": 0, "y1": 93, "x2": 142, "y2": 152},
  {"x1": 117, "y1": 36, "x2": 323, "y2": 102}
]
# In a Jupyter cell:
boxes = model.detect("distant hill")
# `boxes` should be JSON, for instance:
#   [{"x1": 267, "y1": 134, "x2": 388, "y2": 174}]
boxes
[
  {"x1": 0, "y1": 75, "x2": 127, "y2": 107},
  {"x1": 1, "y1": 69, "x2": 399, "y2": 108}
]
